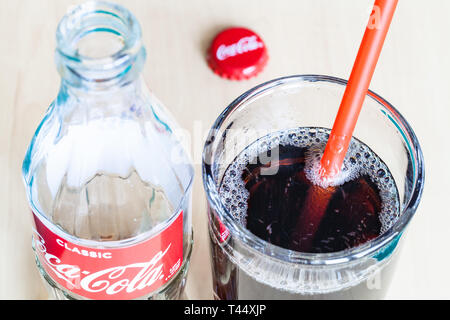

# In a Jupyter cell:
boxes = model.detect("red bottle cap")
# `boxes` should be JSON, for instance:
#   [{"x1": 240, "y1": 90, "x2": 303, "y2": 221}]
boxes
[{"x1": 207, "y1": 27, "x2": 268, "y2": 80}]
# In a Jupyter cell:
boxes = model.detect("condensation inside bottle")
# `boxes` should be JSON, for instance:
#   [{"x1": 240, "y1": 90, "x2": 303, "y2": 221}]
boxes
[
  {"x1": 37, "y1": 167, "x2": 174, "y2": 241},
  {"x1": 28, "y1": 97, "x2": 192, "y2": 242}
]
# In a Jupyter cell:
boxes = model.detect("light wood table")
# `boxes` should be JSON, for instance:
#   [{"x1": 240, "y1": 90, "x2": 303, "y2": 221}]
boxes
[{"x1": 0, "y1": 0, "x2": 448, "y2": 300}]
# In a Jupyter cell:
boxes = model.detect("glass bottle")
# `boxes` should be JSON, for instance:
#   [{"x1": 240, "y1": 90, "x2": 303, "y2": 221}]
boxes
[{"x1": 22, "y1": 1, "x2": 194, "y2": 300}]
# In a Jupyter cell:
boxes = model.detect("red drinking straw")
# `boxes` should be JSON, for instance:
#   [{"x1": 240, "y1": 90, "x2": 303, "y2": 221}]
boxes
[
  {"x1": 292, "y1": 0, "x2": 398, "y2": 253},
  {"x1": 319, "y1": 0, "x2": 398, "y2": 181}
]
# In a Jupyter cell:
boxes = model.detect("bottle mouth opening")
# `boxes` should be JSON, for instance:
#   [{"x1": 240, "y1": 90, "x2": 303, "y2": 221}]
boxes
[{"x1": 56, "y1": 1, "x2": 145, "y2": 85}]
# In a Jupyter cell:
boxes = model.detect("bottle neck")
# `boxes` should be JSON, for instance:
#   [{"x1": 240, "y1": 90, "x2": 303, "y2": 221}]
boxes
[
  {"x1": 55, "y1": 1, "x2": 146, "y2": 90},
  {"x1": 58, "y1": 75, "x2": 145, "y2": 105}
]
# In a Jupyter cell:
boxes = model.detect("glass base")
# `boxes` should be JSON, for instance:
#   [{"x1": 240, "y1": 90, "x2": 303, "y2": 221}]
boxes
[{"x1": 210, "y1": 235, "x2": 400, "y2": 300}]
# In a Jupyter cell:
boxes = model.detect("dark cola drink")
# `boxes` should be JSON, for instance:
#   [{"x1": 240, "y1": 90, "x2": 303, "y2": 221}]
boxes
[{"x1": 211, "y1": 127, "x2": 400, "y2": 299}]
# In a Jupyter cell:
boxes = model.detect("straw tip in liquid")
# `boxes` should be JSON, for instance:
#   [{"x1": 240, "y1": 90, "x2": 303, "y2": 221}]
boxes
[{"x1": 305, "y1": 145, "x2": 359, "y2": 189}]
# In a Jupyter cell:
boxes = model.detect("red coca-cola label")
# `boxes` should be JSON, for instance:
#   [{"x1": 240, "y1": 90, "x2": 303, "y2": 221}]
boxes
[
  {"x1": 219, "y1": 219, "x2": 230, "y2": 243},
  {"x1": 31, "y1": 210, "x2": 183, "y2": 300}
]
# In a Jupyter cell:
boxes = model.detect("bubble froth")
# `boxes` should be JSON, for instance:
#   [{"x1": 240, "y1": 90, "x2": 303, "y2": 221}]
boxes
[{"x1": 218, "y1": 127, "x2": 400, "y2": 235}]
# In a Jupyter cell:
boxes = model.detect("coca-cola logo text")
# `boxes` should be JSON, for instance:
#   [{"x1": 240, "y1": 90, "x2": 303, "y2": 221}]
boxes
[
  {"x1": 216, "y1": 36, "x2": 264, "y2": 61},
  {"x1": 31, "y1": 210, "x2": 183, "y2": 299}
]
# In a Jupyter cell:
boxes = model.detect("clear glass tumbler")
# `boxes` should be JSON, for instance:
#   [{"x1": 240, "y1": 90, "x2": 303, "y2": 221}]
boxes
[{"x1": 202, "y1": 75, "x2": 424, "y2": 300}]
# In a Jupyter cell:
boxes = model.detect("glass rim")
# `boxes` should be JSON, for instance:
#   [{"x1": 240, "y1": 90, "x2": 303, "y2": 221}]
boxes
[{"x1": 202, "y1": 74, "x2": 425, "y2": 266}]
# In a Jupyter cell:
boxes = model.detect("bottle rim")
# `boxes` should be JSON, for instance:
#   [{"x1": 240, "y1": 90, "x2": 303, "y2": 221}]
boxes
[
  {"x1": 55, "y1": 1, "x2": 145, "y2": 86},
  {"x1": 202, "y1": 74, "x2": 425, "y2": 266}
]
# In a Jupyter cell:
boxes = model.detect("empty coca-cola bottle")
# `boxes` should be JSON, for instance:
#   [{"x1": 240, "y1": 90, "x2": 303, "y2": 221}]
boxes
[{"x1": 22, "y1": 1, "x2": 194, "y2": 300}]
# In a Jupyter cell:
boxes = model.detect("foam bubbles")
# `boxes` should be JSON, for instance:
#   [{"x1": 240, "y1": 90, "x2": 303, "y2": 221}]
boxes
[
  {"x1": 304, "y1": 142, "x2": 360, "y2": 189},
  {"x1": 218, "y1": 127, "x2": 400, "y2": 235}
]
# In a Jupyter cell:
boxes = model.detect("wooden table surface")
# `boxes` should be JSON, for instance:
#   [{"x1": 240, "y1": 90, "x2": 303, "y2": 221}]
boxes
[{"x1": 0, "y1": 0, "x2": 448, "y2": 300}]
